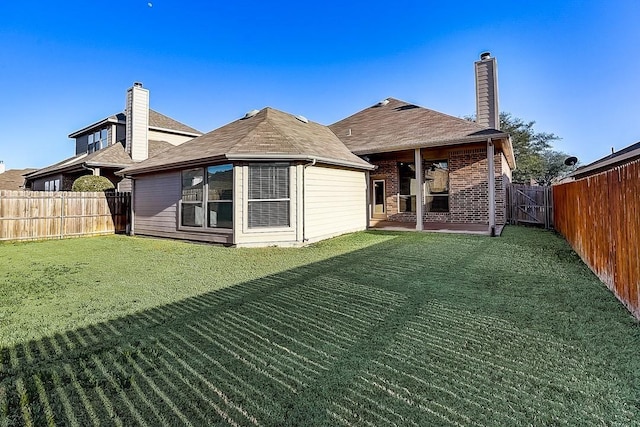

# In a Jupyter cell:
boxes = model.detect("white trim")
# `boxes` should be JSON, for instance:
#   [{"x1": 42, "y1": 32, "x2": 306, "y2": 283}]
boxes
[{"x1": 414, "y1": 148, "x2": 423, "y2": 231}]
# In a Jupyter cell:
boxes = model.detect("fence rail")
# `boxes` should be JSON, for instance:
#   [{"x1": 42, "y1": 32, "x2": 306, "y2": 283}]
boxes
[
  {"x1": 507, "y1": 184, "x2": 553, "y2": 228},
  {"x1": 0, "y1": 191, "x2": 130, "y2": 242},
  {"x1": 553, "y1": 160, "x2": 640, "y2": 319}
]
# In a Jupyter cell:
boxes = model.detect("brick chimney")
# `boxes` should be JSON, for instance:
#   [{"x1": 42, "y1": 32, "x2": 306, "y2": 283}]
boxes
[
  {"x1": 125, "y1": 82, "x2": 149, "y2": 162},
  {"x1": 475, "y1": 52, "x2": 499, "y2": 129}
]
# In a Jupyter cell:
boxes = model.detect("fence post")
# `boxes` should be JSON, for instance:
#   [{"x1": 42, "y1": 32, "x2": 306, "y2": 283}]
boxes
[{"x1": 60, "y1": 192, "x2": 65, "y2": 239}]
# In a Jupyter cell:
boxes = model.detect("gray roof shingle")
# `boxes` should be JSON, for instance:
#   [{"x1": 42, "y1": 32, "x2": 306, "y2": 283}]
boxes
[
  {"x1": 120, "y1": 107, "x2": 374, "y2": 175},
  {"x1": 26, "y1": 141, "x2": 174, "y2": 179},
  {"x1": 0, "y1": 169, "x2": 37, "y2": 190},
  {"x1": 329, "y1": 98, "x2": 509, "y2": 155}
]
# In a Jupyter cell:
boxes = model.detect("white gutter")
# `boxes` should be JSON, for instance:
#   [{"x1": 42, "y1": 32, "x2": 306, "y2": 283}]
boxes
[{"x1": 225, "y1": 153, "x2": 375, "y2": 171}]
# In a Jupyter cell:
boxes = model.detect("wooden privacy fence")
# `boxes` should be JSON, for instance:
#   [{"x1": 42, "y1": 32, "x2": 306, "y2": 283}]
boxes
[
  {"x1": 553, "y1": 160, "x2": 640, "y2": 320},
  {"x1": 0, "y1": 191, "x2": 131, "y2": 242},
  {"x1": 507, "y1": 184, "x2": 553, "y2": 228}
]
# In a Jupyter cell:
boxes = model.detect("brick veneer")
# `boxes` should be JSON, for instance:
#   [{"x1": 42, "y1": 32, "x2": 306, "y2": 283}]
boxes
[{"x1": 372, "y1": 148, "x2": 509, "y2": 225}]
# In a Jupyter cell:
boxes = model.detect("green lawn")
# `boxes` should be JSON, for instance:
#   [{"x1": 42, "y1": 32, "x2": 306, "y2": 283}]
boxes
[{"x1": 1, "y1": 227, "x2": 639, "y2": 426}]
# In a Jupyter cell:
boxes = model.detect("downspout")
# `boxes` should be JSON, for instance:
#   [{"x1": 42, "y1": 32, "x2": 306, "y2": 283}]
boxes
[
  {"x1": 302, "y1": 158, "x2": 316, "y2": 242},
  {"x1": 487, "y1": 138, "x2": 496, "y2": 236}
]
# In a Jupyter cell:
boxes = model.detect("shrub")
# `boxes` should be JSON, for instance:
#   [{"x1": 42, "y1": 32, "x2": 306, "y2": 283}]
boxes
[{"x1": 71, "y1": 175, "x2": 115, "y2": 192}]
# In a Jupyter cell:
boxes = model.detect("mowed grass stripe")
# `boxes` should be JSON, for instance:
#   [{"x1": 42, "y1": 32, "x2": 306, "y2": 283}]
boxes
[
  {"x1": 423, "y1": 300, "x2": 580, "y2": 351},
  {"x1": 247, "y1": 301, "x2": 353, "y2": 350},
  {"x1": 378, "y1": 350, "x2": 526, "y2": 422},
  {"x1": 400, "y1": 322, "x2": 598, "y2": 403},
  {"x1": 404, "y1": 319, "x2": 586, "y2": 387},
  {"x1": 196, "y1": 319, "x2": 312, "y2": 386},
  {"x1": 185, "y1": 324, "x2": 299, "y2": 393},
  {"x1": 206, "y1": 317, "x2": 321, "y2": 381},
  {"x1": 254, "y1": 299, "x2": 359, "y2": 344},
  {"x1": 153, "y1": 339, "x2": 257, "y2": 426},
  {"x1": 221, "y1": 311, "x2": 336, "y2": 366},
  {"x1": 389, "y1": 335, "x2": 601, "y2": 425},
  {"x1": 362, "y1": 372, "x2": 482, "y2": 427},
  {"x1": 159, "y1": 334, "x2": 278, "y2": 422},
  {"x1": 369, "y1": 359, "x2": 519, "y2": 424}
]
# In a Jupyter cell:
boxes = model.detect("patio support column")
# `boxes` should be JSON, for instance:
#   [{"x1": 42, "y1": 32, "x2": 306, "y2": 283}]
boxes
[
  {"x1": 414, "y1": 148, "x2": 423, "y2": 231},
  {"x1": 487, "y1": 138, "x2": 496, "y2": 236}
]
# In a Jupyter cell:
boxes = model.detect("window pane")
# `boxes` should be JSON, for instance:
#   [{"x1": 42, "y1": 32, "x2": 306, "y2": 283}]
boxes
[
  {"x1": 207, "y1": 164, "x2": 233, "y2": 201},
  {"x1": 248, "y1": 164, "x2": 289, "y2": 199},
  {"x1": 88, "y1": 134, "x2": 94, "y2": 144},
  {"x1": 248, "y1": 201, "x2": 289, "y2": 228},
  {"x1": 398, "y1": 162, "x2": 416, "y2": 196},
  {"x1": 425, "y1": 161, "x2": 449, "y2": 194},
  {"x1": 101, "y1": 129, "x2": 108, "y2": 139},
  {"x1": 182, "y1": 169, "x2": 203, "y2": 201},
  {"x1": 181, "y1": 202, "x2": 204, "y2": 227},
  {"x1": 207, "y1": 201, "x2": 233, "y2": 228}
]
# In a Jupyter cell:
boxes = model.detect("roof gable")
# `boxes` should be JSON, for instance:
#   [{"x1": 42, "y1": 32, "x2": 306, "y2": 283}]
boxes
[{"x1": 329, "y1": 98, "x2": 508, "y2": 155}]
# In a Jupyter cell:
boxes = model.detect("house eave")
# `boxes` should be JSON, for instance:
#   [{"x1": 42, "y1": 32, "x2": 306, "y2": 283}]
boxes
[
  {"x1": 117, "y1": 155, "x2": 228, "y2": 177},
  {"x1": 148, "y1": 126, "x2": 202, "y2": 138},
  {"x1": 68, "y1": 117, "x2": 123, "y2": 138},
  {"x1": 224, "y1": 153, "x2": 375, "y2": 170},
  {"x1": 350, "y1": 133, "x2": 509, "y2": 156}
]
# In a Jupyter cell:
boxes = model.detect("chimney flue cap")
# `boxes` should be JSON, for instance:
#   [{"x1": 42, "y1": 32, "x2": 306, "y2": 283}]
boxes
[
  {"x1": 480, "y1": 52, "x2": 491, "y2": 60},
  {"x1": 133, "y1": 82, "x2": 143, "y2": 88}
]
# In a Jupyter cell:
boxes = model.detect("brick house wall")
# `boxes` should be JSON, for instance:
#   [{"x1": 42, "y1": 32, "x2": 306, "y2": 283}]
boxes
[{"x1": 370, "y1": 147, "x2": 510, "y2": 225}]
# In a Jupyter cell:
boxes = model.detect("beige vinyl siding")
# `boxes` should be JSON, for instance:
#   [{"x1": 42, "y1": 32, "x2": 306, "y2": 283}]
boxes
[
  {"x1": 304, "y1": 165, "x2": 367, "y2": 242},
  {"x1": 234, "y1": 164, "x2": 299, "y2": 247},
  {"x1": 133, "y1": 171, "x2": 231, "y2": 244},
  {"x1": 148, "y1": 129, "x2": 196, "y2": 146}
]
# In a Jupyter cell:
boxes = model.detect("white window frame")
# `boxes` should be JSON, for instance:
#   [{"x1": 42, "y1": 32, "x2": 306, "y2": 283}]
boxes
[
  {"x1": 178, "y1": 164, "x2": 234, "y2": 233},
  {"x1": 244, "y1": 163, "x2": 292, "y2": 232}
]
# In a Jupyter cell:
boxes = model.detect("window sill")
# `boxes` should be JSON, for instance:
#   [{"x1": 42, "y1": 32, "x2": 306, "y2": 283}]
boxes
[{"x1": 177, "y1": 226, "x2": 233, "y2": 234}]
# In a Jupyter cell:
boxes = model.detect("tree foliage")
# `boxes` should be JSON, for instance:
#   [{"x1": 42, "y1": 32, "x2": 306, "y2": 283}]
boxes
[{"x1": 71, "y1": 175, "x2": 115, "y2": 192}]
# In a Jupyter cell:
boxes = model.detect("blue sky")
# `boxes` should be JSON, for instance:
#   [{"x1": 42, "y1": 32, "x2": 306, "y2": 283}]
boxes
[{"x1": 1, "y1": 0, "x2": 639, "y2": 170}]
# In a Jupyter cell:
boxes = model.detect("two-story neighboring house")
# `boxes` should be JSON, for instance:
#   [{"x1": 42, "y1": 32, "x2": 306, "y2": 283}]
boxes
[{"x1": 25, "y1": 83, "x2": 202, "y2": 191}]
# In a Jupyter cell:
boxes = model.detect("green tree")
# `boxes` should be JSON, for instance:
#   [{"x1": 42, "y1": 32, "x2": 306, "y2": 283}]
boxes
[
  {"x1": 71, "y1": 175, "x2": 115, "y2": 192},
  {"x1": 466, "y1": 112, "x2": 575, "y2": 185}
]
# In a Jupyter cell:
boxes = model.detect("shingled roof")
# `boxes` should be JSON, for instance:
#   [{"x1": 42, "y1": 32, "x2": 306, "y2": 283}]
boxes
[
  {"x1": 570, "y1": 141, "x2": 640, "y2": 179},
  {"x1": 120, "y1": 107, "x2": 374, "y2": 176},
  {"x1": 26, "y1": 141, "x2": 173, "y2": 179},
  {"x1": 69, "y1": 109, "x2": 200, "y2": 138},
  {"x1": 329, "y1": 98, "x2": 513, "y2": 165},
  {"x1": 0, "y1": 168, "x2": 37, "y2": 190},
  {"x1": 149, "y1": 109, "x2": 201, "y2": 135}
]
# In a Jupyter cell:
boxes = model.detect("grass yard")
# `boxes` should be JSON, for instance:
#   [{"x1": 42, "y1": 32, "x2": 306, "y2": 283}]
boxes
[{"x1": 1, "y1": 227, "x2": 639, "y2": 426}]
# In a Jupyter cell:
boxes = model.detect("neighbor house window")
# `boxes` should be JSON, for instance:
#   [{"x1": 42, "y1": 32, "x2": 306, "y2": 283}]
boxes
[
  {"x1": 180, "y1": 164, "x2": 233, "y2": 229},
  {"x1": 425, "y1": 160, "x2": 449, "y2": 212},
  {"x1": 248, "y1": 163, "x2": 290, "y2": 228},
  {"x1": 87, "y1": 129, "x2": 109, "y2": 153},
  {"x1": 44, "y1": 179, "x2": 60, "y2": 192},
  {"x1": 398, "y1": 162, "x2": 416, "y2": 213}
]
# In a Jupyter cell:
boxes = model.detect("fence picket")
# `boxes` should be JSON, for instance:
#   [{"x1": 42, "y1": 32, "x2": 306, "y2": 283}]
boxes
[
  {"x1": 553, "y1": 159, "x2": 640, "y2": 320},
  {"x1": 0, "y1": 191, "x2": 131, "y2": 242}
]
